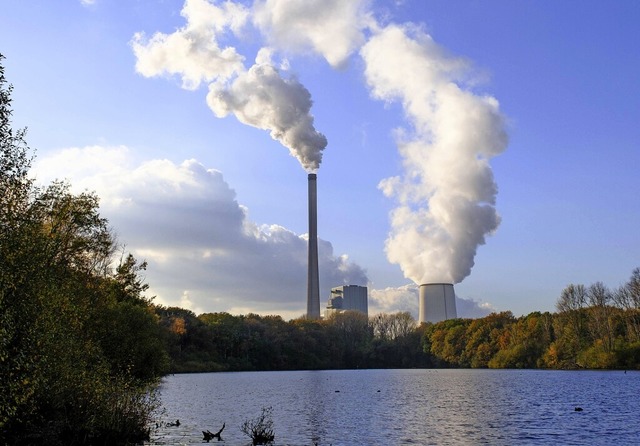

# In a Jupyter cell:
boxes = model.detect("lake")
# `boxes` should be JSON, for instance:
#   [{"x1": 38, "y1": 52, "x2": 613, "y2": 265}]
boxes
[{"x1": 147, "y1": 369, "x2": 640, "y2": 445}]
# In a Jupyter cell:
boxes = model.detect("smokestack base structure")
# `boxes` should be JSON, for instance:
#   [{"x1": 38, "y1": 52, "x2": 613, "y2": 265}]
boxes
[
  {"x1": 306, "y1": 173, "x2": 320, "y2": 319},
  {"x1": 418, "y1": 283, "x2": 457, "y2": 324}
]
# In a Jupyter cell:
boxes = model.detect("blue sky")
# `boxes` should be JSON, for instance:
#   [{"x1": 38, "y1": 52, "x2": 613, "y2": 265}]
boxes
[{"x1": 2, "y1": 0, "x2": 639, "y2": 320}]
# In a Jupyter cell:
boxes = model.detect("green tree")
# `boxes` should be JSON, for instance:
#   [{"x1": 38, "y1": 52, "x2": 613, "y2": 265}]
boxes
[
  {"x1": 0, "y1": 52, "x2": 42, "y2": 433},
  {"x1": 488, "y1": 313, "x2": 549, "y2": 368},
  {"x1": 426, "y1": 318, "x2": 471, "y2": 367},
  {"x1": 0, "y1": 54, "x2": 167, "y2": 444},
  {"x1": 463, "y1": 311, "x2": 515, "y2": 368}
]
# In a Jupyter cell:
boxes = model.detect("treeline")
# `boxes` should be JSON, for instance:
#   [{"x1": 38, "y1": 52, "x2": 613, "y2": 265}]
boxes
[
  {"x1": 155, "y1": 270, "x2": 640, "y2": 373},
  {"x1": 425, "y1": 272, "x2": 640, "y2": 369},
  {"x1": 1, "y1": 55, "x2": 168, "y2": 445},
  {"x1": 156, "y1": 309, "x2": 426, "y2": 372}
]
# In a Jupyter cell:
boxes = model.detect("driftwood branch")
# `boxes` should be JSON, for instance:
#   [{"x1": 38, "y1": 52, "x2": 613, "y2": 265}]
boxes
[{"x1": 202, "y1": 422, "x2": 225, "y2": 442}]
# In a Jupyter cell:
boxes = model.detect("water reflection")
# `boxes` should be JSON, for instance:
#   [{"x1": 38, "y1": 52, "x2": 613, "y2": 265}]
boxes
[
  {"x1": 149, "y1": 369, "x2": 640, "y2": 445},
  {"x1": 301, "y1": 371, "x2": 328, "y2": 444}
]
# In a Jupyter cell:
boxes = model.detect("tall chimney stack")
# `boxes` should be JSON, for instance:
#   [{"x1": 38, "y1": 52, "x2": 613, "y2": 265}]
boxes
[{"x1": 307, "y1": 173, "x2": 320, "y2": 319}]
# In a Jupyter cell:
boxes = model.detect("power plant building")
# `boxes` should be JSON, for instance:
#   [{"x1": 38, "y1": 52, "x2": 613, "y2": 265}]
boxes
[
  {"x1": 418, "y1": 283, "x2": 457, "y2": 324},
  {"x1": 324, "y1": 285, "x2": 368, "y2": 318}
]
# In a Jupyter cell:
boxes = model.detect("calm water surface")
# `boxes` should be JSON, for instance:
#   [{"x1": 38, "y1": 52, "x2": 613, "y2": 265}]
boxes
[{"x1": 148, "y1": 369, "x2": 640, "y2": 445}]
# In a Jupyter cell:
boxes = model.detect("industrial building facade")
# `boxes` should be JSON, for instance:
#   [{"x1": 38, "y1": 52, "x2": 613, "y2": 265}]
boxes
[{"x1": 324, "y1": 285, "x2": 368, "y2": 318}]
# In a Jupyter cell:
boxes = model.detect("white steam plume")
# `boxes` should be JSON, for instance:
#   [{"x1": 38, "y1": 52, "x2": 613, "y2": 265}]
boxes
[
  {"x1": 132, "y1": 1, "x2": 508, "y2": 289},
  {"x1": 361, "y1": 24, "x2": 508, "y2": 285},
  {"x1": 252, "y1": 0, "x2": 371, "y2": 68},
  {"x1": 131, "y1": 0, "x2": 248, "y2": 90},
  {"x1": 207, "y1": 48, "x2": 327, "y2": 172},
  {"x1": 132, "y1": 0, "x2": 327, "y2": 172}
]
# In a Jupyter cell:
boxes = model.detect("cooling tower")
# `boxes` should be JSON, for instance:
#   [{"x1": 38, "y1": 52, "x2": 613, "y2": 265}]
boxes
[
  {"x1": 418, "y1": 283, "x2": 457, "y2": 324},
  {"x1": 307, "y1": 173, "x2": 320, "y2": 319}
]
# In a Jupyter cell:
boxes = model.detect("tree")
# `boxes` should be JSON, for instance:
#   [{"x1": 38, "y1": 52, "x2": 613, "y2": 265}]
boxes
[
  {"x1": 555, "y1": 284, "x2": 588, "y2": 354},
  {"x1": 426, "y1": 318, "x2": 471, "y2": 367},
  {"x1": 371, "y1": 313, "x2": 393, "y2": 341},
  {"x1": 326, "y1": 311, "x2": 372, "y2": 368},
  {"x1": 34, "y1": 182, "x2": 114, "y2": 276},
  {"x1": 488, "y1": 313, "x2": 548, "y2": 369},
  {"x1": 371, "y1": 312, "x2": 416, "y2": 340},
  {"x1": 0, "y1": 51, "x2": 41, "y2": 433},
  {"x1": 586, "y1": 281, "x2": 615, "y2": 352},
  {"x1": 112, "y1": 252, "x2": 151, "y2": 305},
  {"x1": 0, "y1": 54, "x2": 167, "y2": 444},
  {"x1": 614, "y1": 269, "x2": 640, "y2": 342},
  {"x1": 556, "y1": 284, "x2": 587, "y2": 313},
  {"x1": 463, "y1": 311, "x2": 515, "y2": 368}
]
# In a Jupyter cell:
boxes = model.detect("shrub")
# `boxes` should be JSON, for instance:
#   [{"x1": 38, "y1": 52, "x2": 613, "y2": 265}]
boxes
[{"x1": 241, "y1": 406, "x2": 275, "y2": 445}]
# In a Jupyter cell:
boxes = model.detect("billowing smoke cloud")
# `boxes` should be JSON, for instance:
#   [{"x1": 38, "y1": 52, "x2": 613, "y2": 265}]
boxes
[
  {"x1": 131, "y1": 0, "x2": 248, "y2": 90},
  {"x1": 207, "y1": 49, "x2": 327, "y2": 172},
  {"x1": 32, "y1": 146, "x2": 367, "y2": 317},
  {"x1": 252, "y1": 0, "x2": 371, "y2": 68},
  {"x1": 236, "y1": 2, "x2": 508, "y2": 289},
  {"x1": 361, "y1": 24, "x2": 508, "y2": 285},
  {"x1": 132, "y1": 0, "x2": 327, "y2": 172},
  {"x1": 131, "y1": 1, "x2": 508, "y2": 309}
]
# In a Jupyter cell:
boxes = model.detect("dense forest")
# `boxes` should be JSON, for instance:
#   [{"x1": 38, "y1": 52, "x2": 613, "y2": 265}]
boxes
[
  {"x1": 2, "y1": 54, "x2": 640, "y2": 445},
  {"x1": 155, "y1": 271, "x2": 640, "y2": 373}
]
